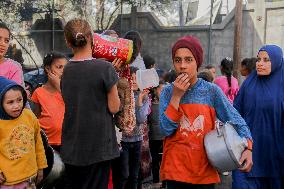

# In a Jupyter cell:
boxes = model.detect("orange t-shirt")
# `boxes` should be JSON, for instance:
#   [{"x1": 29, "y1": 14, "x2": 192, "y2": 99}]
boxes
[
  {"x1": 31, "y1": 87, "x2": 65, "y2": 145},
  {"x1": 161, "y1": 104, "x2": 220, "y2": 184}
]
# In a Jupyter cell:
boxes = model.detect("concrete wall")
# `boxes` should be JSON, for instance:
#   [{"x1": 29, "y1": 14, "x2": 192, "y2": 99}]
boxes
[
  {"x1": 26, "y1": 1, "x2": 284, "y2": 71},
  {"x1": 30, "y1": 17, "x2": 70, "y2": 58},
  {"x1": 110, "y1": 1, "x2": 284, "y2": 71}
]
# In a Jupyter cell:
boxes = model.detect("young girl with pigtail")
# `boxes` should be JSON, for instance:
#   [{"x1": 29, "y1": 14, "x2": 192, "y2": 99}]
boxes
[{"x1": 214, "y1": 57, "x2": 239, "y2": 103}]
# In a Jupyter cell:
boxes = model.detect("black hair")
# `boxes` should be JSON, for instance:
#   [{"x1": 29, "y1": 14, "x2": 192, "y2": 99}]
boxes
[
  {"x1": 42, "y1": 51, "x2": 66, "y2": 74},
  {"x1": 241, "y1": 57, "x2": 257, "y2": 74},
  {"x1": 143, "y1": 54, "x2": 155, "y2": 69},
  {"x1": 64, "y1": 19, "x2": 92, "y2": 48},
  {"x1": 159, "y1": 80, "x2": 165, "y2": 85},
  {"x1": 149, "y1": 80, "x2": 165, "y2": 102},
  {"x1": 0, "y1": 22, "x2": 11, "y2": 38},
  {"x1": 66, "y1": 53, "x2": 74, "y2": 59},
  {"x1": 123, "y1": 30, "x2": 142, "y2": 64},
  {"x1": 130, "y1": 66, "x2": 139, "y2": 75},
  {"x1": 102, "y1": 30, "x2": 118, "y2": 36},
  {"x1": 164, "y1": 69, "x2": 177, "y2": 83},
  {"x1": 220, "y1": 57, "x2": 233, "y2": 94},
  {"x1": 2, "y1": 85, "x2": 27, "y2": 118},
  {"x1": 205, "y1": 64, "x2": 215, "y2": 70},
  {"x1": 198, "y1": 70, "x2": 214, "y2": 82}
]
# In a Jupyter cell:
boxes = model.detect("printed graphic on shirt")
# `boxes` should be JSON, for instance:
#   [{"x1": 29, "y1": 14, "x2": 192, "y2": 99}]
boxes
[
  {"x1": 179, "y1": 115, "x2": 204, "y2": 137},
  {"x1": 4, "y1": 124, "x2": 34, "y2": 160}
]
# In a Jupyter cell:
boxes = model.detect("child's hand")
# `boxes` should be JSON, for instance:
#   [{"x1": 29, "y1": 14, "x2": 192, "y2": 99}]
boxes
[
  {"x1": 0, "y1": 172, "x2": 6, "y2": 184},
  {"x1": 36, "y1": 169, "x2": 43, "y2": 185},
  {"x1": 172, "y1": 73, "x2": 190, "y2": 99},
  {"x1": 48, "y1": 71, "x2": 61, "y2": 91},
  {"x1": 48, "y1": 71, "x2": 60, "y2": 83},
  {"x1": 239, "y1": 149, "x2": 253, "y2": 172},
  {"x1": 112, "y1": 58, "x2": 124, "y2": 72},
  {"x1": 25, "y1": 84, "x2": 32, "y2": 100},
  {"x1": 138, "y1": 89, "x2": 150, "y2": 106},
  {"x1": 169, "y1": 73, "x2": 190, "y2": 110}
]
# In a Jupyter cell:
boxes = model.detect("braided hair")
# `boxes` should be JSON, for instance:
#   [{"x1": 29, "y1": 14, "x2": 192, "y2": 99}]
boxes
[{"x1": 220, "y1": 57, "x2": 233, "y2": 95}]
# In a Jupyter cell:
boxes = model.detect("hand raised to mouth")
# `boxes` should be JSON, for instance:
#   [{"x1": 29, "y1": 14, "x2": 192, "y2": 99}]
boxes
[
  {"x1": 175, "y1": 73, "x2": 191, "y2": 91},
  {"x1": 169, "y1": 73, "x2": 191, "y2": 110}
]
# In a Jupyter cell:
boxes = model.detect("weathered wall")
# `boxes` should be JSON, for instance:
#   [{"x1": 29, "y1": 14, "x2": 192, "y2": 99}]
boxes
[
  {"x1": 110, "y1": 1, "x2": 284, "y2": 71},
  {"x1": 28, "y1": 1, "x2": 284, "y2": 72}
]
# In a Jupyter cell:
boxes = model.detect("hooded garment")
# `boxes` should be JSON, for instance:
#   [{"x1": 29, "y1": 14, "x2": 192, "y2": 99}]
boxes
[
  {"x1": 233, "y1": 45, "x2": 284, "y2": 179},
  {"x1": 0, "y1": 76, "x2": 47, "y2": 185},
  {"x1": 0, "y1": 76, "x2": 27, "y2": 120}
]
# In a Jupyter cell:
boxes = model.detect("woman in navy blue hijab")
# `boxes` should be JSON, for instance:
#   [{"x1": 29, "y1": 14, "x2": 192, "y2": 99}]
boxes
[{"x1": 232, "y1": 45, "x2": 284, "y2": 189}]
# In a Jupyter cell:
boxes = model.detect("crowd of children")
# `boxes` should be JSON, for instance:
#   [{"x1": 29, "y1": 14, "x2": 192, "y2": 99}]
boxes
[{"x1": 0, "y1": 18, "x2": 283, "y2": 189}]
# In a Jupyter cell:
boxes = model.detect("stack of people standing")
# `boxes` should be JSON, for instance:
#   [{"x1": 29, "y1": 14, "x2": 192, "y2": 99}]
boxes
[{"x1": 0, "y1": 18, "x2": 284, "y2": 189}]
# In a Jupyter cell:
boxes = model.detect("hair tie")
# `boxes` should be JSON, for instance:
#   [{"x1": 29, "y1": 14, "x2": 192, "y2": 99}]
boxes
[
  {"x1": 75, "y1": 32, "x2": 83, "y2": 39},
  {"x1": 44, "y1": 53, "x2": 53, "y2": 59},
  {"x1": 225, "y1": 57, "x2": 232, "y2": 61}
]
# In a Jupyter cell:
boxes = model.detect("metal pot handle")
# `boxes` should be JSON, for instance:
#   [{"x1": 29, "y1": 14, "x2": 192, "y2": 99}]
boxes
[{"x1": 215, "y1": 120, "x2": 223, "y2": 137}]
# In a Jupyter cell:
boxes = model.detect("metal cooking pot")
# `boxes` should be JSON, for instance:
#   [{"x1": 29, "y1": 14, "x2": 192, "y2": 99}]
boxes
[
  {"x1": 204, "y1": 121, "x2": 248, "y2": 173},
  {"x1": 37, "y1": 130, "x2": 65, "y2": 189}
]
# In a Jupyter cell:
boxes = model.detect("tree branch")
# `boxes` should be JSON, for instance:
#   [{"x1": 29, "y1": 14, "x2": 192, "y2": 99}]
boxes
[
  {"x1": 105, "y1": 5, "x2": 120, "y2": 30},
  {"x1": 100, "y1": 1, "x2": 106, "y2": 30}
]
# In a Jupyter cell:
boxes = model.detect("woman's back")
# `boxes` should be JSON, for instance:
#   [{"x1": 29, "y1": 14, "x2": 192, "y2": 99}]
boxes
[
  {"x1": 214, "y1": 75, "x2": 239, "y2": 103},
  {"x1": 215, "y1": 57, "x2": 239, "y2": 103},
  {"x1": 60, "y1": 59, "x2": 119, "y2": 166}
]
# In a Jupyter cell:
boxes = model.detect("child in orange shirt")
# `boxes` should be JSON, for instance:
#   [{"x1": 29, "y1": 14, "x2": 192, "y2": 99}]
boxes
[{"x1": 31, "y1": 52, "x2": 67, "y2": 152}]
